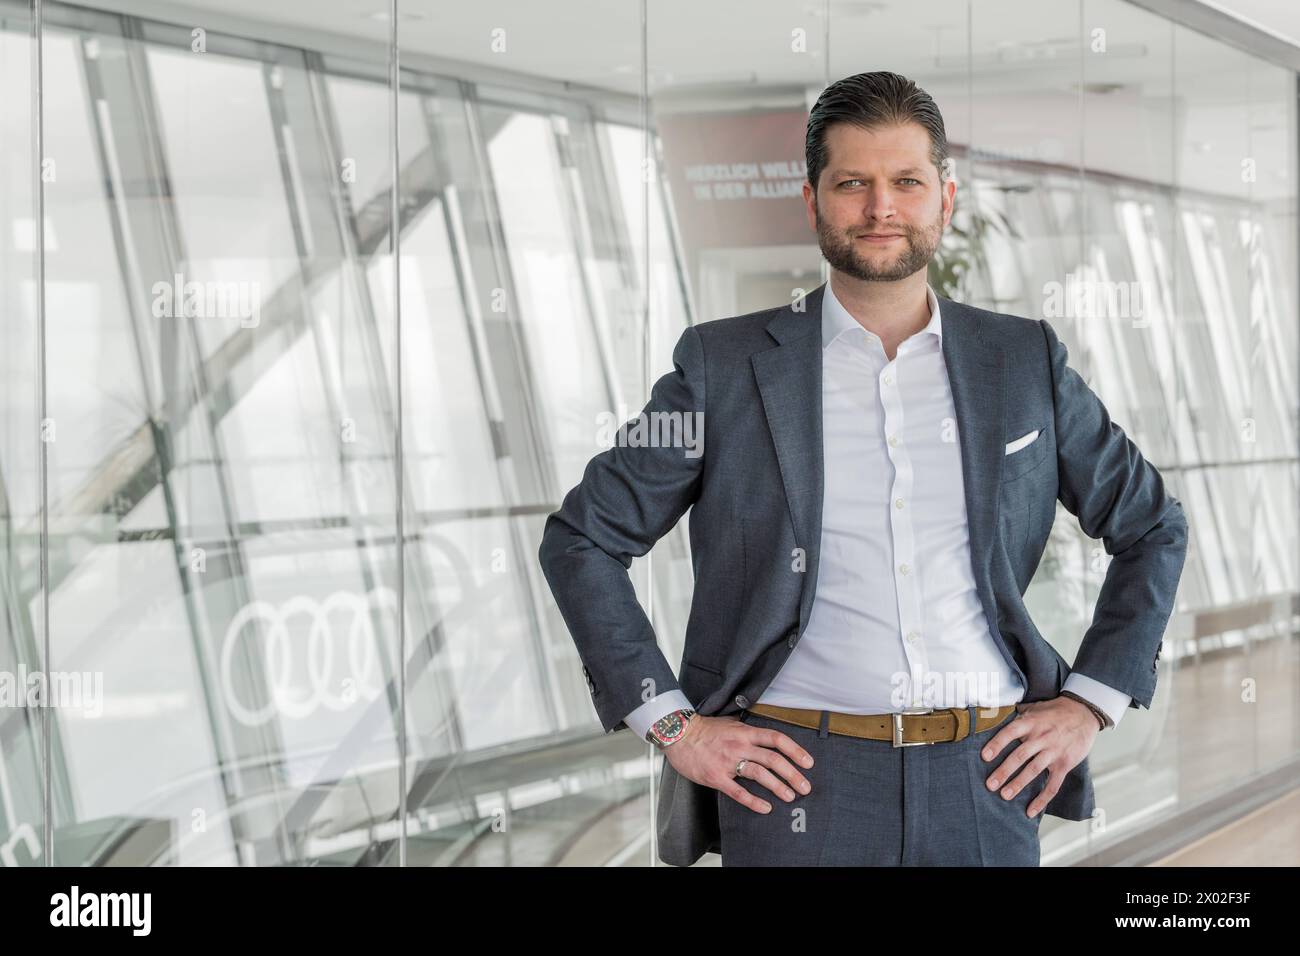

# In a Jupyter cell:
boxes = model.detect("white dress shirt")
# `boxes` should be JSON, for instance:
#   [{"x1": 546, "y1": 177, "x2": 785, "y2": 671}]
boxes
[{"x1": 625, "y1": 283, "x2": 1130, "y2": 742}]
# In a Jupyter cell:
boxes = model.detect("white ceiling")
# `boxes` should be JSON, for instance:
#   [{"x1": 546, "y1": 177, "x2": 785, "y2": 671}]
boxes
[
  {"x1": 1204, "y1": 0, "x2": 1300, "y2": 49},
  {"x1": 95, "y1": 0, "x2": 1298, "y2": 96},
  {"x1": 78, "y1": 0, "x2": 1300, "y2": 197}
]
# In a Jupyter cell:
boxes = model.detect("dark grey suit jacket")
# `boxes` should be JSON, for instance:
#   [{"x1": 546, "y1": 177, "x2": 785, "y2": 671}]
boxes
[{"x1": 538, "y1": 282, "x2": 1188, "y2": 866}]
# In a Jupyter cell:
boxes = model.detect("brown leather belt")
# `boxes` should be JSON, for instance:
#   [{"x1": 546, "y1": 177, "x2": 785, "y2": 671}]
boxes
[{"x1": 746, "y1": 702, "x2": 1019, "y2": 746}]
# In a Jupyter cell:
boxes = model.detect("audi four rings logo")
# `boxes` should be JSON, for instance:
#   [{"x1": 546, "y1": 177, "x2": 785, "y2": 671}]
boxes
[{"x1": 220, "y1": 589, "x2": 398, "y2": 726}]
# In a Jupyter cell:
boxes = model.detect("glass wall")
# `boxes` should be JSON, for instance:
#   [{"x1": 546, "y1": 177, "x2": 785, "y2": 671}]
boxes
[
  {"x1": 0, "y1": 0, "x2": 1296, "y2": 866},
  {"x1": 0, "y1": 0, "x2": 42, "y2": 868}
]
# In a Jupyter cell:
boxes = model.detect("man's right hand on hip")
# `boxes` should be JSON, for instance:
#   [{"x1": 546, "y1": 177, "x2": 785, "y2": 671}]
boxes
[{"x1": 664, "y1": 715, "x2": 815, "y2": 813}]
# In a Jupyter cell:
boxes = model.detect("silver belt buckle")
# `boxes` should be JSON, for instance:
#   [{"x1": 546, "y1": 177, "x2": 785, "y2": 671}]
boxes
[{"x1": 892, "y1": 706, "x2": 936, "y2": 747}]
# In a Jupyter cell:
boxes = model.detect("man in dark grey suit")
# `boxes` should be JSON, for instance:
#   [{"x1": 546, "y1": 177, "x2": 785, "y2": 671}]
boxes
[{"x1": 538, "y1": 71, "x2": 1187, "y2": 866}]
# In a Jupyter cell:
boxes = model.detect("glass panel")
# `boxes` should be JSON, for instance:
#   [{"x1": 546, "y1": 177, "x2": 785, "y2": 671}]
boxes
[
  {"x1": 36, "y1": 4, "x2": 401, "y2": 865},
  {"x1": 966, "y1": 0, "x2": 1300, "y2": 862},
  {"x1": 1173, "y1": 24, "x2": 1300, "y2": 793},
  {"x1": 0, "y1": 6, "x2": 44, "y2": 869},
  {"x1": 399, "y1": 0, "x2": 651, "y2": 865}
]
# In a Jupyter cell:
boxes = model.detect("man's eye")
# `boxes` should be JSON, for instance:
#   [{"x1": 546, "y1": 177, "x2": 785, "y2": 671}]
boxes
[
  {"x1": 839, "y1": 179, "x2": 862, "y2": 188},
  {"x1": 899, "y1": 178, "x2": 921, "y2": 186}
]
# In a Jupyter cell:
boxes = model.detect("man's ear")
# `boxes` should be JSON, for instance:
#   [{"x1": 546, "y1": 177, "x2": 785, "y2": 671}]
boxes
[
  {"x1": 941, "y1": 177, "x2": 956, "y2": 228},
  {"x1": 803, "y1": 179, "x2": 818, "y2": 232}
]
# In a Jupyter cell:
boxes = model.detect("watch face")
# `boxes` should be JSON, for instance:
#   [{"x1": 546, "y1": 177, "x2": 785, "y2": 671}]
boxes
[
  {"x1": 650, "y1": 710, "x2": 693, "y2": 745},
  {"x1": 654, "y1": 712, "x2": 686, "y2": 742}
]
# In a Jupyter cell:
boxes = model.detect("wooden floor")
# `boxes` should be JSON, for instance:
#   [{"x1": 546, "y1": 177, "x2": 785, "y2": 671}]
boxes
[
  {"x1": 1151, "y1": 788, "x2": 1300, "y2": 866},
  {"x1": 1148, "y1": 633, "x2": 1299, "y2": 866}
]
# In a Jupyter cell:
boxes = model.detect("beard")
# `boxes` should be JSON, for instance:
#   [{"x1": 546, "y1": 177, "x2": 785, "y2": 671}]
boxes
[{"x1": 815, "y1": 201, "x2": 944, "y2": 282}]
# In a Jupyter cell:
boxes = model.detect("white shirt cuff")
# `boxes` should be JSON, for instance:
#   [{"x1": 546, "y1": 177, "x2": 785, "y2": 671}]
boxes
[
  {"x1": 1062, "y1": 672, "x2": 1131, "y2": 729},
  {"x1": 624, "y1": 689, "x2": 695, "y2": 742}
]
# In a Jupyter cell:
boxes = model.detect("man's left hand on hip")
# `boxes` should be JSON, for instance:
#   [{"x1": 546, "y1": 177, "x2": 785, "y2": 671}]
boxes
[{"x1": 978, "y1": 697, "x2": 1100, "y2": 818}]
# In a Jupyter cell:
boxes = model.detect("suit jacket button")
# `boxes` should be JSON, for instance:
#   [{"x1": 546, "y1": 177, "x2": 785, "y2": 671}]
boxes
[
  {"x1": 735, "y1": 694, "x2": 749, "y2": 708},
  {"x1": 787, "y1": 630, "x2": 798, "y2": 649}
]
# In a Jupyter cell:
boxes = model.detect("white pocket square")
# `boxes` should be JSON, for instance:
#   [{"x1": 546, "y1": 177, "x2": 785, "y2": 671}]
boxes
[{"x1": 1004, "y1": 429, "x2": 1040, "y2": 455}]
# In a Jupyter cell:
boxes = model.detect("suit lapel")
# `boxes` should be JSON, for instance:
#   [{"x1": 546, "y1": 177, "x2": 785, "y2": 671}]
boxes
[
  {"x1": 751, "y1": 283, "x2": 1006, "y2": 637},
  {"x1": 938, "y1": 296, "x2": 1007, "y2": 597},
  {"x1": 752, "y1": 285, "x2": 826, "y2": 635}
]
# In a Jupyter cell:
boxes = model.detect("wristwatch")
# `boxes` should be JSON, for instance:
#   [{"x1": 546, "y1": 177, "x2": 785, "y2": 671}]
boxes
[
  {"x1": 646, "y1": 708, "x2": 696, "y2": 749},
  {"x1": 1058, "y1": 690, "x2": 1112, "y2": 730}
]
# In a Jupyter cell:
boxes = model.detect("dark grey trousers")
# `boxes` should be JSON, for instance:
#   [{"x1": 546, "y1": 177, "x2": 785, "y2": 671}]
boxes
[{"x1": 718, "y1": 706, "x2": 1044, "y2": 866}]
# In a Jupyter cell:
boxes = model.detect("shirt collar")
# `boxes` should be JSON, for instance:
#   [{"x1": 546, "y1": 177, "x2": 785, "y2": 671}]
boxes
[{"x1": 821, "y1": 281, "x2": 943, "y2": 351}]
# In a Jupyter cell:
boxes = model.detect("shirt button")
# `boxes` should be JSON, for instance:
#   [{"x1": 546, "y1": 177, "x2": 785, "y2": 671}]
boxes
[
  {"x1": 895, "y1": 497, "x2": 904, "y2": 508},
  {"x1": 888, "y1": 435, "x2": 898, "y2": 446},
  {"x1": 907, "y1": 631, "x2": 919, "y2": 643},
  {"x1": 898, "y1": 563, "x2": 910, "y2": 575},
  {"x1": 883, "y1": 374, "x2": 894, "y2": 385}
]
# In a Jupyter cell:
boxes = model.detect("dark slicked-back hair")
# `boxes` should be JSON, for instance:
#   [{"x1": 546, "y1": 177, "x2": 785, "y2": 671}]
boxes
[{"x1": 805, "y1": 71, "x2": 949, "y2": 192}]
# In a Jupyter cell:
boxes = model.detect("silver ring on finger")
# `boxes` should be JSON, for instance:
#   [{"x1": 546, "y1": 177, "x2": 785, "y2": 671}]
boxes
[{"x1": 734, "y1": 758, "x2": 748, "y2": 778}]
